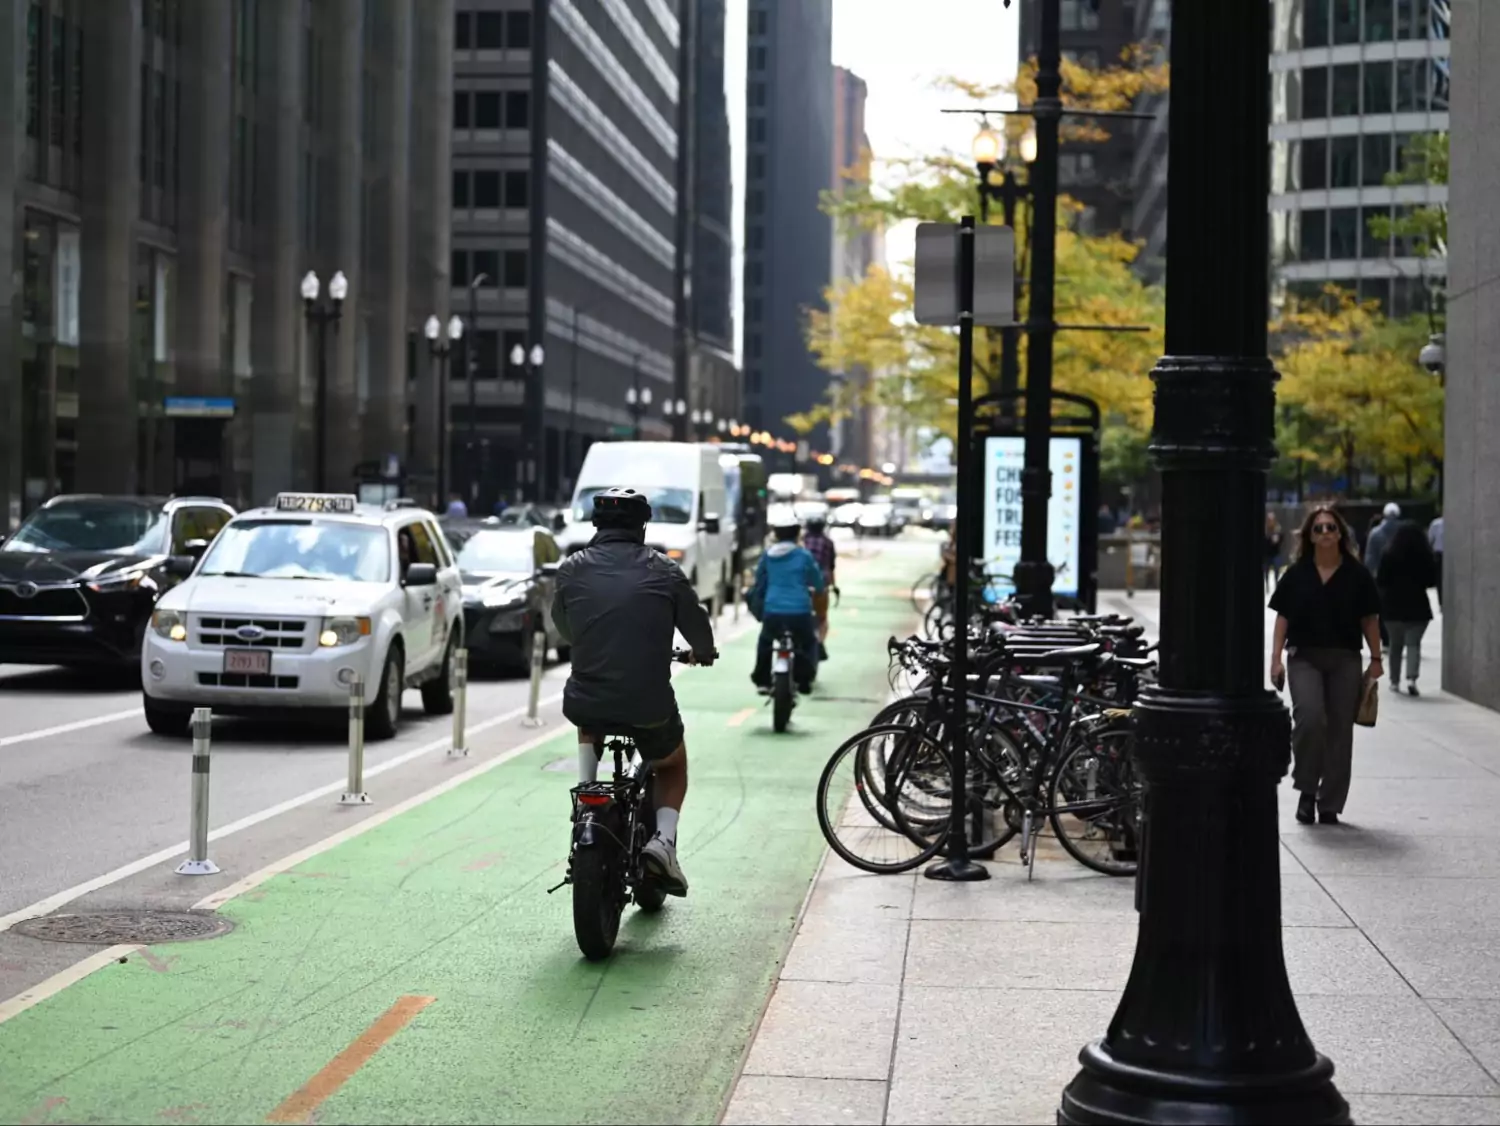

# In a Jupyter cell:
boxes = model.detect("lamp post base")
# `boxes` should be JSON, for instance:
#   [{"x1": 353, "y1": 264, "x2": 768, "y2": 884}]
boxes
[
  {"x1": 1058, "y1": 1039, "x2": 1349, "y2": 1125},
  {"x1": 923, "y1": 856, "x2": 990, "y2": 882}
]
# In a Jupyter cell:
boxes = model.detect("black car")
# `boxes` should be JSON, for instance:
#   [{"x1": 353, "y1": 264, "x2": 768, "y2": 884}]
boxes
[
  {"x1": 444, "y1": 522, "x2": 566, "y2": 673},
  {"x1": 0, "y1": 494, "x2": 236, "y2": 668}
]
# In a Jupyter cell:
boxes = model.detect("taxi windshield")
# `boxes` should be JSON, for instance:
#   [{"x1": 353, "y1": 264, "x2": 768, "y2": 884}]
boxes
[
  {"x1": 198, "y1": 519, "x2": 390, "y2": 582},
  {"x1": 2, "y1": 501, "x2": 167, "y2": 555},
  {"x1": 572, "y1": 486, "x2": 693, "y2": 525}
]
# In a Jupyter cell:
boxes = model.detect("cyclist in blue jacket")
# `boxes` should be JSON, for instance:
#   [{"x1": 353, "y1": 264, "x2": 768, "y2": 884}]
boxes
[{"x1": 748, "y1": 517, "x2": 826, "y2": 694}]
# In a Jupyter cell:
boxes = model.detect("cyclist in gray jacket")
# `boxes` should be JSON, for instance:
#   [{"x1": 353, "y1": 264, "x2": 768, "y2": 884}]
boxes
[{"x1": 552, "y1": 487, "x2": 716, "y2": 896}]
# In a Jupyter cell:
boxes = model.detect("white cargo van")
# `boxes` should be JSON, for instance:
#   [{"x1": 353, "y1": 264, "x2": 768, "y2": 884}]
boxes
[{"x1": 562, "y1": 442, "x2": 733, "y2": 606}]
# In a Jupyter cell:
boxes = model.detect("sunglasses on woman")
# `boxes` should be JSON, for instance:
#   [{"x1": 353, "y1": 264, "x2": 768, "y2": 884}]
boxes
[{"x1": 1312, "y1": 522, "x2": 1339, "y2": 534}]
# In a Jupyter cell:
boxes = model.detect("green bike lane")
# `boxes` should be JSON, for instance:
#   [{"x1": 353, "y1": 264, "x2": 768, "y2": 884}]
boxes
[{"x1": 0, "y1": 550, "x2": 923, "y2": 1126}]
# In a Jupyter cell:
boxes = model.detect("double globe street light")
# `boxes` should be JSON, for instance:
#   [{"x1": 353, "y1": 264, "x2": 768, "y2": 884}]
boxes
[
  {"x1": 301, "y1": 269, "x2": 348, "y2": 490},
  {"x1": 424, "y1": 313, "x2": 465, "y2": 507},
  {"x1": 510, "y1": 343, "x2": 545, "y2": 499}
]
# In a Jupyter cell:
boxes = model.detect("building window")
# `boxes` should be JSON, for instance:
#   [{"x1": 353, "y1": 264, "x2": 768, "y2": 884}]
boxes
[
  {"x1": 1060, "y1": 0, "x2": 1100, "y2": 31},
  {"x1": 1303, "y1": 66, "x2": 1328, "y2": 118},
  {"x1": 48, "y1": 14, "x2": 64, "y2": 148},
  {"x1": 1395, "y1": 59, "x2": 1428, "y2": 111},
  {"x1": 1365, "y1": 0, "x2": 1394, "y2": 40},
  {"x1": 749, "y1": 152, "x2": 765, "y2": 178},
  {"x1": 1396, "y1": 0, "x2": 1429, "y2": 39},
  {"x1": 1302, "y1": 206, "x2": 1326, "y2": 259},
  {"x1": 1301, "y1": 137, "x2": 1328, "y2": 189},
  {"x1": 749, "y1": 8, "x2": 767, "y2": 36},
  {"x1": 473, "y1": 170, "x2": 500, "y2": 207},
  {"x1": 504, "y1": 169, "x2": 529, "y2": 208},
  {"x1": 1332, "y1": 0, "x2": 1360, "y2": 43},
  {"x1": 1331, "y1": 64, "x2": 1359, "y2": 116},
  {"x1": 474, "y1": 330, "x2": 499, "y2": 378},
  {"x1": 1330, "y1": 136, "x2": 1358, "y2": 187},
  {"x1": 749, "y1": 83, "x2": 765, "y2": 108},
  {"x1": 475, "y1": 91, "x2": 500, "y2": 128},
  {"x1": 505, "y1": 90, "x2": 529, "y2": 129},
  {"x1": 1363, "y1": 61, "x2": 1393, "y2": 115},
  {"x1": 1304, "y1": 0, "x2": 1329, "y2": 46},
  {"x1": 748, "y1": 190, "x2": 764, "y2": 214},
  {"x1": 473, "y1": 249, "x2": 499, "y2": 284},
  {"x1": 453, "y1": 90, "x2": 470, "y2": 128},
  {"x1": 1329, "y1": 207, "x2": 1358, "y2": 258},
  {"x1": 452, "y1": 169, "x2": 470, "y2": 208},
  {"x1": 507, "y1": 10, "x2": 532, "y2": 48},
  {"x1": 25, "y1": 3, "x2": 40, "y2": 139},
  {"x1": 502, "y1": 249, "x2": 527, "y2": 288},
  {"x1": 747, "y1": 262, "x2": 762, "y2": 286},
  {"x1": 749, "y1": 117, "x2": 766, "y2": 142},
  {"x1": 455, "y1": 11, "x2": 470, "y2": 49},
  {"x1": 750, "y1": 46, "x2": 766, "y2": 70},
  {"x1": 475, "y1": 12, "x2": 502, "y2": 49},
  {"x1": 451, "y1": 249, "x2": 469, "y2": 286},
  {"x1": 1361, "y1": 206, "x2": 1390, "y2": 258},
  {"x1": 1362, "y1": 134, "x2": 1391, "y2": 186}
]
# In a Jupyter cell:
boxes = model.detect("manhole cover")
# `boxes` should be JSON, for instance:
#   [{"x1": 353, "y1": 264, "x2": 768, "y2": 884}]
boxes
[{"x1": 12, "y1": 911, "x2": 234, "y2": 946}]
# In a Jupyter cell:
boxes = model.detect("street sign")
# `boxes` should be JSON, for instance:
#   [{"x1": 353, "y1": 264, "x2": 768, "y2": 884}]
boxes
[
  {"x1": 913, "y1": 223, "x2": 1015, "y2": 327},
  {"x1": 164, "y1": 396, "x2": 235, "y2": 418}
]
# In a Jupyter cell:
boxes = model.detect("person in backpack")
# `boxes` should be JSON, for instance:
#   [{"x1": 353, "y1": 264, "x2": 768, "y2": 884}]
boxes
[
  {"x1": 747, "y1": 517, "x2": 825, "y2": 694},
  {"x1": 801, "y1": 515, "x2": 837, "y2": 660}
]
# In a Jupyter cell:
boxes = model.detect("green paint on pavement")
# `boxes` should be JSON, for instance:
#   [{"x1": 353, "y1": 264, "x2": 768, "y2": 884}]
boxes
[{"x1": 0, "y1": 552, "x2": 928, "y2": 1126}]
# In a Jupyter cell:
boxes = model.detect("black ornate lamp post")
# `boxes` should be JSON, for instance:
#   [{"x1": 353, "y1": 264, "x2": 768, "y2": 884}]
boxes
[
  {"x1": 1058, "y1": 1, "x2": 1349, "y2": 1123},
  {"x1": 424, "y1": 312, "x2": 464, "y2": 508},
  {"x1": 465, "y1": 272, "x2": 489, "y2": 505},
  {"x1": 662, "y1": 394, "x2": 687, "y2": 438},
  {"x1": 625, "y1": 380, "x2": 654, "y2": 441},
  {"x1": 691, "y1": 407, "x2": 715, "y2": 441},
  {"x1": 509, "y1": 342, "x2": 545, "y2": 499},
  {"x1": 300, "y1": 269, "x2": 348, "y2": 490}
]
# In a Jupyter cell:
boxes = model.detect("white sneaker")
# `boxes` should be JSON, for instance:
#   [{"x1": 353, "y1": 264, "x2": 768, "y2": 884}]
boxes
[{"x1": 641, "y1": 833, "x2": 689, "y2": 897}]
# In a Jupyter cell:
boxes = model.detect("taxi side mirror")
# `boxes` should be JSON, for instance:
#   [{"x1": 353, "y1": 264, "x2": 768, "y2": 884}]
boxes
[
  {"x1": 183, "y1": 538, "x2": 209, "y2": 559},
  {"x1": 164, "y1": 555, "x2": 197, "y2": 578},
  {"x1": 404, "y1": 562, "x2": 438, "y2": 586},
  {"x1": 700, "y1": 513, "x2": 722, "y2": 535}
]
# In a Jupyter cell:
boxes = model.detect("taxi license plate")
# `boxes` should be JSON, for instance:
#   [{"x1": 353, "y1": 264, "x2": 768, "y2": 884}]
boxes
[{"x1": 224, "y1": 649, "x2": 271, "y2": 676}]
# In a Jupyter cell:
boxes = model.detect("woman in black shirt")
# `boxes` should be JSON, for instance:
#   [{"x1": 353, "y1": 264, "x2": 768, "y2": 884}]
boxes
[{"x1": 1269, "y1": 507, "x2": 1383, "y2": 825}]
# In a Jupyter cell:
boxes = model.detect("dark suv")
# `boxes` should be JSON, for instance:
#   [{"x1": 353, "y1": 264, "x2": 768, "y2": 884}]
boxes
[{"x1": 0, "y1": 494, "x2": 235, "y2": 668}]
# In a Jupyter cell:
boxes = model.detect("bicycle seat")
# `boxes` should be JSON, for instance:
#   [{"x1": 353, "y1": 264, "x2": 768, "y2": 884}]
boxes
[{"x1": 1113, "y1": 656, "x2": 1156, "y2": 669}]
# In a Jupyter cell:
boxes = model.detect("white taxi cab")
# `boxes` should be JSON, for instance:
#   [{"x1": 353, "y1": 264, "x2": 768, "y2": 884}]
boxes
[{"x1": 141, "y1": 494, "x2": 464, "y2": 740}]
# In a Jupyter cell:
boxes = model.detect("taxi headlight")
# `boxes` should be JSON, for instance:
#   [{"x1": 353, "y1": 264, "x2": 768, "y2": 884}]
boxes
[
  {"x1": 152, "y1": 609, "x2": 187, "y2": 641},
  {"x1": 481, "y1": 587, "x2": 526, "y2": 609},
  {"x1": 320, "y1": 616, "x2": 371, "y2": 647}
]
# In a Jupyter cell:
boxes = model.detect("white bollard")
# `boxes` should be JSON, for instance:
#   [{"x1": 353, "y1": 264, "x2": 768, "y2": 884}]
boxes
[
  {"x1": 449, "y1": 648, "x2": 469, "y2": 757},
  {"x1": 340, "y1": 673, "x2": 372, "y2": 804},
  {"x1": 175, "y1": 708, "x2": 220, "y2": 875},
  {"x1": 521, "y1": 630, "x2": 546, "y2": 728}
]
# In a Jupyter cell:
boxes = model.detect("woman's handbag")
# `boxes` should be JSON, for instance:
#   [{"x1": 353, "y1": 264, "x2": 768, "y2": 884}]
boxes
[{"x1": 1355, "y1": 676, "x2": 1380, "y2": 728}]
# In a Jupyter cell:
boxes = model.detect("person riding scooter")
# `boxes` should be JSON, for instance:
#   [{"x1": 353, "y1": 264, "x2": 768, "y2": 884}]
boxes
[{"x1": 747, "y1": 517, "x2": 825, "y2": 694}]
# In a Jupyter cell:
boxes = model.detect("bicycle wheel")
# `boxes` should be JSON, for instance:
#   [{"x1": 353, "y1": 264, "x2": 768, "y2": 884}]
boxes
[
  {"x1": 572, "y1": 845, "x2": 625, "y2": 960},
  {"x1": 1046, "y1": 726, "x2": 1141, "y2": 877},
  {"x1": 772, "y1": 670, "x2": 793, "y2": 732},
  {"x1": 816, "y1": 724, "x2": 951, "y2": 874},
  {"x1": 890, "y1": 720, "x2": 1024, "y2": 858},
  {"x1": 910, "y1": 572, "x2": 939, "y2": 611}
]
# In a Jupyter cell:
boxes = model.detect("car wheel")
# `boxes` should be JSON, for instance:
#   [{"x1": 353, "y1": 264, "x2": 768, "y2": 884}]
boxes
[
  {"x1": 421, "y1": 634, "x2": 457, "y2": 716},
  {"x1": 143, "y1": 693, "x2": 190, "y2": 737},
  {"x1": 366, "y1": 643, "x2": 404, "y2": 741}
]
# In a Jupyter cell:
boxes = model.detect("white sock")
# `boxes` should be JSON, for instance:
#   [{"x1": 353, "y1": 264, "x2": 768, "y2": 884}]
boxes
[
  {"x1": 578, "y1": 742, "x2": 598, "y2": 784},
  {"x1": 656, "y1": 807, "x2": 680, "y2": 844}
]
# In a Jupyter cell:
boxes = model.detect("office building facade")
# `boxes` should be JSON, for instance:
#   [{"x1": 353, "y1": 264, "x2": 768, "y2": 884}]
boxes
[
  {"x1": 452, "y1": 0, "x2": 684, "y2": 507},
  {"x1": 1269, "y1": 0, "x2": 1451, "y2": 315},
  {"x1": 0, "y1": 0, "x2": 457, "y2": 528},
  {"x1": 741, "y1": 0, "x2": 833, "y2": 439},
  {"x1": 1128, "y1": 0, "x2": 1170, "y2": 279},
  {"x1": 830, "y1": 64, "x2": 875, "y2": 471}
]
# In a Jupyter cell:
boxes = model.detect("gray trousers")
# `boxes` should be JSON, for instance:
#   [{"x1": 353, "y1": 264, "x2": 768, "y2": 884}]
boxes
[
  {"x1": 1287, "y1": 647, "x2": 1364, "y2": 814},
  {"x1": 1387, "y1": 620, "x2": 1429, "y2": 684}
]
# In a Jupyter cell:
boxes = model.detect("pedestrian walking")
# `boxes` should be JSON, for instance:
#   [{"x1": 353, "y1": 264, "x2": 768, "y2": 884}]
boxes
[
  {"x1": 1377, "y1": 521, "x2": 1438, "y2": 696},
  {"x1": 1428, "y1": 513, "x2": 1444, "y2": 608},
  {"x1": 445, "y1": 493, "x2": 469, "y2": 518},
  {"x1": 1363, "y1": 502, "x2": 1401, "y2": 650},
  {"x1": 1269, "y1": 506, "x2": 1383, "y2": 826},
  {"x1": 1264, "y1": 511, "x2": 1284, "y2": 591}
]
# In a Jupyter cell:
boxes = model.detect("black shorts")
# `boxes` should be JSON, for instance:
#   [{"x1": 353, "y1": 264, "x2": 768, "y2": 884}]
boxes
[{"x1": 575, "y1": 710, "x2": 685, "y2": 762}]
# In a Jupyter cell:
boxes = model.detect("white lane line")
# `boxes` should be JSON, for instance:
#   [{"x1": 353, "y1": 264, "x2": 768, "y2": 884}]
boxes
[
  {"x1": 0, "y1": 709, "x2": 142, "y2": 749},
  {"x1": 0, "y1": 690, "x2": 562, "y2": 936},
  {"x1": 0, "y1": 945, "x2": 142, "y2": 1025}
]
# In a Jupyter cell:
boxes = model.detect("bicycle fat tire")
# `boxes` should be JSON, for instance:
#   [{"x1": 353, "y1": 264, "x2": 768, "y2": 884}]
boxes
[
  {"x1": 772, "y1": 671, "x2": 793, "y2": 732},
  {"x1": 815, "y1": 724, "x2": 951, "y2": 875},
  {"x1": 571, "y1": 845, "x2": 624, "y2": 960}
]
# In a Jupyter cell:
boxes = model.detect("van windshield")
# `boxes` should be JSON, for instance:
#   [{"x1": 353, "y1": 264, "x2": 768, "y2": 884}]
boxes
[{"x1": 573, "y1": 486, "x2": 694, "y2": 525}]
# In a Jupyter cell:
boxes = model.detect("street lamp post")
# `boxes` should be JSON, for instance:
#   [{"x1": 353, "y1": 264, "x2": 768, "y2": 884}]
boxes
[
  {"x1": 974, "y1": 124, "x2": 1035, "y2": 419},
  {"x1": 663, "y1": 396, "x2": 687, "y2": 439},
  {"x1": 1057, "y1": 1, "x2": 1349, "y2": 1123},
  {"x1": 625, "y1": 382, "x2": 654, "y2": 440},
  {"x1": 466, "y1": 273, "x2": 489, "y2": 505},
  {"x1": 425, "y1": 312, "x2": 465, "y2": 508},
  {"x1": 691, "y1": 408, "x2": 714, "y2": 441},
  {"x1": 509, "y1": 342, "x2": 545, "y2": 500},
  {"x1": 301, "y1": 269, "x2": 348, "y2": 490}
]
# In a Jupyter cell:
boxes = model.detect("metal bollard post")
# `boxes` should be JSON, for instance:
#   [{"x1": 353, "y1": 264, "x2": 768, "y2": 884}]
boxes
[
  {"x1": 521, "y1": 630, "x2": 546, "y2": 728},
  {"x1": 449, "y1": 648, "x2": 469, "y2": 757},
  {"x1": 175, "y1": 708, "x2": 220, "y2": 875},
  {"x1": 340, "y1": 673, "x2": 371, "y2": 804}
]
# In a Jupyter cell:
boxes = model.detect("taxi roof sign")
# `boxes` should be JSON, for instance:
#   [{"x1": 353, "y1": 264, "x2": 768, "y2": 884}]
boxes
[{"x1": 274, "y1": 493, "x2": 358, "y2": 513}]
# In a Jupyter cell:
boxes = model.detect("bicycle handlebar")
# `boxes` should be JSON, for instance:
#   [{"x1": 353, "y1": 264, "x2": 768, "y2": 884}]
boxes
[{"x1": 672, "y1": 648, "x2": 718, "y2": 666}]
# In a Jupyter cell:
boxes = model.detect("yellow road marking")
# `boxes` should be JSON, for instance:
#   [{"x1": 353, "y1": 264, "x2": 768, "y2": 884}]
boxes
[
  {"x1": 267, "y1": 995, "x2": 436, "y2": 1123},
  {"x1": 727, "y1": 707, "x2": 756, "y2": 727}
]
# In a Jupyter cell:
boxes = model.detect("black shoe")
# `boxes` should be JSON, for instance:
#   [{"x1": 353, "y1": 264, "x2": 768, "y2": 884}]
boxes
[
  {"x1": 1296, "y1": 794, "x2": 1316, "y2": 824},
  {"x1": 797, "y1": 682, "x2": 814, "y2": 696},
  {"x1": 1319, "y1": 810, "x2": 1340, "y2": 825},
  {"x1": 818, "y1": 643, "x2": 829, "y2": 661},
  {"x1": 1407, "y1": 682, "x2": 1420, "y2": 697}
]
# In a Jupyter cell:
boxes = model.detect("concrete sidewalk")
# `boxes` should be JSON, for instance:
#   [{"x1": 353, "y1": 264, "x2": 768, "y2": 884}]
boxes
[{"x1": 726, "y1": 590, "x2": 1500, "y2": 1126}]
